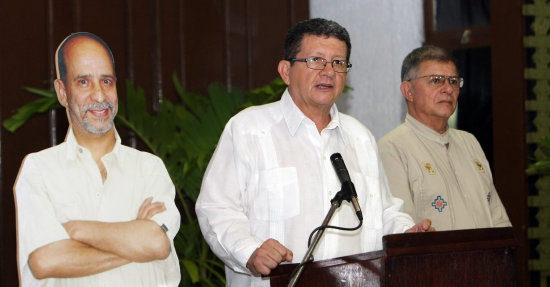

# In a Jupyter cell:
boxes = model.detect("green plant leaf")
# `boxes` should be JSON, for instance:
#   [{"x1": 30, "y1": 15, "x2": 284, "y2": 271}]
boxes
[
  {"x1": 209, "y1": 83, "x2": 244, "y2": 128},
  {"x1": 3, "y1": 97, "x2": 60, "y2": 132},
  {"x1": 181, "y1": 259, "x2": 200, "y2": 283},
  {"x1": 527, "y1": 159, "x2": 550, "y2": 175},
  {"x1": 23, "y1": 87, "x2": 57, "y2": 98}
]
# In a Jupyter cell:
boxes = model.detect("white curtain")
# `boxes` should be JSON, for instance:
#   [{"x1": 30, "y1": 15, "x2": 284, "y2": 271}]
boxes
[{"x1": 310, "y1": 0, "x2": 424, "y2": 139}]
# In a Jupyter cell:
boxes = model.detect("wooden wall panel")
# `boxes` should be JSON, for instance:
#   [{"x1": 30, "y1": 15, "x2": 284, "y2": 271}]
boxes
[
  {"x1": 180, "y1": 1, "x2": 225, "y2": 94},
  {"x1": 0, "y1": 1, "x2": 309, "y2": 285},
  {"x1": 226, "y1": 0, "x2": 251, "y2": 90},
  {"x1": 250, "y1": 1, "x2": 294, "y2": 88},
  {"x1": 0, "y1": 2, "x2": 51, "y2": 285},
  {"x1": 490, "y1": 0, "x2": 528, "y2": 285}
]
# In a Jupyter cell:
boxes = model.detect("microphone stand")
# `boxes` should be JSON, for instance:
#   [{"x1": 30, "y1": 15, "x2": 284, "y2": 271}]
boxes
[{"x1": 287, "y1": 190, "x2": 346, "y2": 287}]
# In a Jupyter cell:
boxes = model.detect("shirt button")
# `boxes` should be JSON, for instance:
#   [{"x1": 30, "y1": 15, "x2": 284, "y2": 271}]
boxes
[{"x1": 78, "y1": 148, "x2": 83, "y2": 153}]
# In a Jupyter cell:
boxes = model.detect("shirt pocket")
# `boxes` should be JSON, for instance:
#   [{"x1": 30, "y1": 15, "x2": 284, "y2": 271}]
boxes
[
  {"x1": 413, "y1": 172, "x2": 449, "y2": 220},
  {"x1": 253, "y1": 167, "x2": 300, "y2": 221},
  {"x1": 351, "y1": 172, "x2": 381, "y2": 230}
]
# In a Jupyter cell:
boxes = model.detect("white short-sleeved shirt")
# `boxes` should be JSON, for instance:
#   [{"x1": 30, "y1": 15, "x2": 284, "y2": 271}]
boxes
[
  {"x1": 15, "y1": 128, "x2": 181, "y2": 287},
  {"x1": 378, "y1": 113, "x2": 511, "y2": 231},
  {"x1": 196, "y1": 89, "x2": 414, "y2": 286}
]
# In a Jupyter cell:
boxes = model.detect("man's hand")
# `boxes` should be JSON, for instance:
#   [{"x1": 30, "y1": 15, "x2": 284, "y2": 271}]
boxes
[
  {"x1": 246, "y1": 239, "x2": 293, "y2": 275},
  {"x1": 137, "y1": 196, "x2": 166, "y2": 220},
  {"x1": 405, "y1": 218, "x2": 435, "y2": 233}
]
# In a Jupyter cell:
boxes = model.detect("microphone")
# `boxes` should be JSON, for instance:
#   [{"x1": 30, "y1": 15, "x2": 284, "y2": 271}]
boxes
[{"x1": 330, "y1": 153, "x2": 363, "y2": 221}]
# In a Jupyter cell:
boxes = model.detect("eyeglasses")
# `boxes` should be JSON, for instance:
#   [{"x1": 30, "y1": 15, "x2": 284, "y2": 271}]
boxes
[
  {"x1": 407, "y1": 74, "x2": 464, "y2": 89},
  {"x1": 288, "y1": 56, "x2": 352, "y2": 73}
]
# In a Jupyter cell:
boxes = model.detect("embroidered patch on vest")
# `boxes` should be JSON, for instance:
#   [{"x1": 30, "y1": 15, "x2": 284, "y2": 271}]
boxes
[
  {"x1": 431, "y1": 195, "x2": 447, "y2": 212},
  {"x1": 474, "y1": 159, "x2": 484, "y2": 172},
  {"x1": 423, "y1": 162, "x2": 436, "y2": 175}
]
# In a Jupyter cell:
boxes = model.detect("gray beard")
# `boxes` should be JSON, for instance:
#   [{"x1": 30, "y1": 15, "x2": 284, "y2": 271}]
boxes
[{"x1": 82, "y1": 102, "x2": 115, "y2": 134}]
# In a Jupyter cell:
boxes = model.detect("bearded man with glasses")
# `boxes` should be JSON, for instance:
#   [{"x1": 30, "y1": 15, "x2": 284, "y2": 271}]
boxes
[{"x1": 378, "y1": 45, "x2": 511, "y2": 231}]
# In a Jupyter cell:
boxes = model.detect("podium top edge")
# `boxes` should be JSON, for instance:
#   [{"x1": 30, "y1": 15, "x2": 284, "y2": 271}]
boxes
[{"x1": 383, "y1": 227, "x2": 517, "y2": 251}]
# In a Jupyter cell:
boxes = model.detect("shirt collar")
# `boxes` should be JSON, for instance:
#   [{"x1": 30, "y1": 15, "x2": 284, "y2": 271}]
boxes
[
  {"x1": 281, "y1": 88, "x2": 345, "y2": 143},
  {"x1": 65, "y1": 127, "x2": 123, "y2": 163},
  {"x1": 405, "y1": 113, "x2": 449, "y2": 145},
  {"x1": 281, "y1": 89, "x2": 305, "y2": 136}
]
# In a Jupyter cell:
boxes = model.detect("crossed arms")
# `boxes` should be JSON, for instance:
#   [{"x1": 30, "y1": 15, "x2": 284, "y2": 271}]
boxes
[{"x1": 28, "y1": 197, "x2": 170, "y2": 279}]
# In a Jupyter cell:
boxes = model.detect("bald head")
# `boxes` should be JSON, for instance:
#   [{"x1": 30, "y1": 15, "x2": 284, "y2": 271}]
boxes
[{"x1": 55, "y1": 32, "x2": 115, "y2": 85}]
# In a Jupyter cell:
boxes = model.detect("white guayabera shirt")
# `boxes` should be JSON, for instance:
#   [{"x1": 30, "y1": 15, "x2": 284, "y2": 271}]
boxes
[
  {"x1": 196, "y1": 89, "x2": 414, "y2": 287},
  {"x1": 15, "y1": 129, "x2": 181, "y2": 287}
]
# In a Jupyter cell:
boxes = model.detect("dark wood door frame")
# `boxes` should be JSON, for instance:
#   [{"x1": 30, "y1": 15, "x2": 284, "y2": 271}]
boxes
[{"x1": 423, "y1": 0, "x2": 528, "y2": 285}]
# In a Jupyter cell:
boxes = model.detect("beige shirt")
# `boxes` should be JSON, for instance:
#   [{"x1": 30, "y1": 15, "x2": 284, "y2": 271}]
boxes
[
  {"x1": 378, "y1": 114, "x2": 511, "y2": 231},
  {"x1": 15, "y1": 128, "x2": 181, "y2": 287}
]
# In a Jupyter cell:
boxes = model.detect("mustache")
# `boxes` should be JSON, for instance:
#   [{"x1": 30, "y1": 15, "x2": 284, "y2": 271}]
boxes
[{"x1": 82, "y1": 102, "x2": 114, "y2": 114}]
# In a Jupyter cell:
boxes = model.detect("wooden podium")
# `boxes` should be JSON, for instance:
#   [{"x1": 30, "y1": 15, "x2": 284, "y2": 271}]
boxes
[{"x1": 269, "y1": 227, "x2": 518, "y2": 287}]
